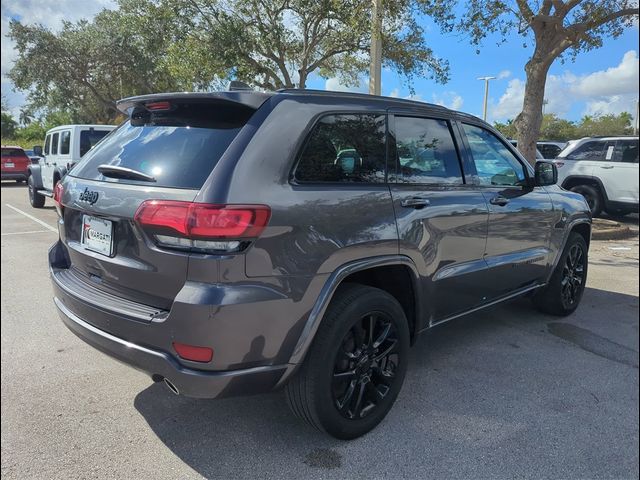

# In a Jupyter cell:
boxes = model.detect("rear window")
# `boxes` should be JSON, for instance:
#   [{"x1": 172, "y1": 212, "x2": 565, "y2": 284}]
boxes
[
  {"x1": 80, "y1": 129, "x2": 112, "y2": 157},
  {"x1": 71, "y1": 102, "x2": 253, "y2": 189},
  {"x1": 1, "y1": 148, "x2": 27, "y2": 157}
]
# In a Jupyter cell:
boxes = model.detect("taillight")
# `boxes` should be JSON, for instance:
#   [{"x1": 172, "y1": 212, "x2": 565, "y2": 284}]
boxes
[
  {"x1": 145, "y1": 101, "x2": 172, "y2": 111},
  {"x1": 53, "y1": 182, "x2": 64, "y2": 216},
  {"x1": 53, "y1": 182, "x2": 63, "y2": 204},
  {"x1": 134, "y1": 200, "x2": 270, "y2": 253}
]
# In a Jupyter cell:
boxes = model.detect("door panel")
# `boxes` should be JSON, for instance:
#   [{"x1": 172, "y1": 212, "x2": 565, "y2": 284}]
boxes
[
  {"x1": 598, "y1": 139, "x2": 639, "y2": 204},
  {"x1": 460, "y1": 123, "x2": 556, "y2": 299},
  {"x1": 389, "y1": 114, "x2": 490, "y2": 323},
  {"x1": 481, "y1": 187, "x2": 555, "y2": 297}
]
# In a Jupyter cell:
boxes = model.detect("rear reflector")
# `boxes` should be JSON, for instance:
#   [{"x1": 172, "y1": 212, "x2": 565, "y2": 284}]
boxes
[
  {"x1": 172, "y1": 342, "x2": 213, "y2": 363},
  {"x1": 135, "y1": 201, "x2": 270, "y2": 239}
]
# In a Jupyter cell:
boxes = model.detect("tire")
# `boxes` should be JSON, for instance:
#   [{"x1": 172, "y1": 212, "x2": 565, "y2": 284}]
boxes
[
  {"x1": 606, "y1": 208, "x2": 631, "y2": 218},
  {"x1": 285, "y1": 283, "x2": 410, "y2": 439},
  {"x1": 570, "y1": 184, "x2": 602, "y2": 217},
  {"x1": 533, "y1": 232, "x2": 588, "y2": 316},
  {"x1": 28, "y1": 175, "x2": 45, "y2": 208}
]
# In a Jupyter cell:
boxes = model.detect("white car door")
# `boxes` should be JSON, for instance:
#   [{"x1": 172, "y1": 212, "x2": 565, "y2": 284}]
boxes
[
  {"x1": 607, "y1": 139, "x2": 639, "y2": 204},
  {"x1": 41, "y1": 133, "x2": 55, "y2": 191}
]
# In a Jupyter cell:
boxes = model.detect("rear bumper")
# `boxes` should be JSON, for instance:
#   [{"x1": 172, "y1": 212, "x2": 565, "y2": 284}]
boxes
[
  {"x1": 54, "y1": 296, "x2": 288, "y2": 398},
  {"x1": 1, "y1": 171, "x2": 28, "y2": 180}
]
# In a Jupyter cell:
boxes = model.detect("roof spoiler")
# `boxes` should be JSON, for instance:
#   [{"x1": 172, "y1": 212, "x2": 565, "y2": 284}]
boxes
[{"x1": 116, "y1": 91, "x2": 272, "y2": 115}]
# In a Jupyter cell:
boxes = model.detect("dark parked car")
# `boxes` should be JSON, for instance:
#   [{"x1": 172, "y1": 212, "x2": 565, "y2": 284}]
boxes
[
  {"x1": 50, "y1": 90, "x2": 591, "y2": 439},
  {"x1": 1, "y1": 145, "x2": 30, "y2": 182}
]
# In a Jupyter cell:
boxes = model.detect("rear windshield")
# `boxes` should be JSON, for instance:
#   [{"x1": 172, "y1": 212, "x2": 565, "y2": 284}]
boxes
[
  {"x1": 1, "y1": 148, "x2": 27, "y2": 158},
  {"x1": 71, "y1": 102, "x2": 253, "y2": 189}
]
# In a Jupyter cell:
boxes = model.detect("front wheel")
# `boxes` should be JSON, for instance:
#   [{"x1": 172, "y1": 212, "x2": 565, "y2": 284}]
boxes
[
  {"x1": 28, "y1": 175, "x2": 45, "y2": 208},
  {"x1": 285, "y1": 284, "x2": 410, "y2": 439},
  {"x1": 533, "y1": 232, "x2": 588, "y2": 316},
  {"x1": 570, "y1": 184, "x2": 602, "y2": 217}
]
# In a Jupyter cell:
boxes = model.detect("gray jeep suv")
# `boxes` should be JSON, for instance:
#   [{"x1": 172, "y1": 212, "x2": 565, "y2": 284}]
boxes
[{"x1": 50, "y1": 89, "x2": 591, "y2": 439}]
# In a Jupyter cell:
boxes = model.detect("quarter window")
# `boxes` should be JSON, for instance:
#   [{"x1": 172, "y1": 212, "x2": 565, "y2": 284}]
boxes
[
  {"x1": 51, "y1": 133, "x2": 59, "y2": 155},
  {"x1": 60, "y1": 130, "x2": 71, "y2": 155},
  {"x1": 394, "y1": 117, "x2": 463, "y2": 184},
  {"x1": 462, "y1": 124, "x2": 527, "y2": 187},
  {"x1": 614, "y1": 139, "x2": 639, "y2": 163},
  {"x1": 44, "y1": 135, "x2": 51, "y2": 155},
  {"x1": 294, "y1": 114, "x2": 386, "y2": 183}
]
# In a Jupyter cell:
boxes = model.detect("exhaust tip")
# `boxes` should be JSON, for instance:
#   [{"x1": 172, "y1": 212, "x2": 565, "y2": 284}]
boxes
[{"x1": 163, "y1": 377, "x2": 179, "y2": 395}]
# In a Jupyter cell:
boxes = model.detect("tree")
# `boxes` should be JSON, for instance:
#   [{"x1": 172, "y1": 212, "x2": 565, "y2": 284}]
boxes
[
  {"x1": 494, "y1": 119, "x2": 517, "y2": 139},
  {"x1": 8, "y1": 3, "x2": 184, "y2": 123},
  {"x1": 427, "y1": 0, "x2": 639, "y2": 164},
  {"x1": 1, "y1": 96, "x2": 18, "y2": 139},
  {"x1": 136, "y1": 0, "x2": 450, "y2": 90},
  {"x1": 18, "y1": 108, "x2": 33, "y2": 126},
  {"x1": 539, "y1": 113, "x2": 577, "y2": 141},
  {"x1": 577, "y1": 112, "x2": 634, "y2": 137}
]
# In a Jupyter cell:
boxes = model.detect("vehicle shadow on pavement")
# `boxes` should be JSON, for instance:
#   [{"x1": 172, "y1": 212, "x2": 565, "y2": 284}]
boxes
[{"x1": 133, "y1": 287, "x2": 638, "y2": 479}]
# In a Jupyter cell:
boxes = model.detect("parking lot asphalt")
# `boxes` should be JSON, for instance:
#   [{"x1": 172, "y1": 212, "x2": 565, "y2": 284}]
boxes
[{"x1": 1, "y1": 181, "x2": 638, "y2": 480}]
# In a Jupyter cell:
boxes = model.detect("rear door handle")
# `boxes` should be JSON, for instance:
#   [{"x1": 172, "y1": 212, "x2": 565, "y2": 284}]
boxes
[
  {"x1": 489, "y1": 195, "x2": 510, "y2": 206},
  {"x1": 401, "y1": 197, "x2": 430, "y2": 209}
]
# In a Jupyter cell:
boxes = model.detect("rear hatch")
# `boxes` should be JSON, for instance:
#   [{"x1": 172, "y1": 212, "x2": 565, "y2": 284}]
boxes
[
  {"x1": 1, "y1": 147, "x2": 30, "y2": 173},
  {"x1": 58, "y1": 96, "x2": 263, "y2": 310}
]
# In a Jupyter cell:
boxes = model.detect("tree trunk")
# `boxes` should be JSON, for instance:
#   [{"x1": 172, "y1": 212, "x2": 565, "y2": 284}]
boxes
[{"x1": 514, "y1": 53, "x2": 552, "y2": 165}]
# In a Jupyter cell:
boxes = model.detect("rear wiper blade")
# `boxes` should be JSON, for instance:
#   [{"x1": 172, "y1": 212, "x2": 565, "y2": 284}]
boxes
[{"x1": 97, "y1": 165, "x2": 156, "y2": 182}]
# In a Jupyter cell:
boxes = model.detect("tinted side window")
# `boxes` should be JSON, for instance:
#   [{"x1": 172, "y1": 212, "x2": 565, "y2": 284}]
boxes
[
  {"x1": 462, "y1": 124, "x2": 526, "y2": 187},
  {"x1": 538, "y1": 144, "x2": 561, "y2": 159},
  {"x1": 80, "y1": 129, "x2": 111, "y2": 157},
  {"x1": 59, "y1": 130, "x2": 71, "y2": 155},
  {"x1": 614, "y1": 139, "x2": 639, "y2": 163},
  {"x1": 44, "y1": 135, "x2": 51, "y2": 155},
  {"x1": 395, "y1": 116, "x2": 463, "y2": 184},
  {"x1": 51, "y1": 133, "x2": 59, "y2": 155},
  {"x1": 566, "y1": 141, "x2": 606, "y2": 161},
  {"x1": 295, "y1": 114, "x2": 386, "y2": 183}
]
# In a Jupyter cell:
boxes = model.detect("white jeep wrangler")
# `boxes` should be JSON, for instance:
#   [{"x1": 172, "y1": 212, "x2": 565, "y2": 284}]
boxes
[{"x1": 28, "y1": 124, "x2": 115, "y2": 208}]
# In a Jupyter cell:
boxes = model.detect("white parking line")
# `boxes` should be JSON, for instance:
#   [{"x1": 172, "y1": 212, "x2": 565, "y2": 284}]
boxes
[
  {"x1": 4, "y1": 204, "x2": 57, "y2": 232},
  {"x1": 1, "y1": 229, "x2": 54, "y2": 236}
]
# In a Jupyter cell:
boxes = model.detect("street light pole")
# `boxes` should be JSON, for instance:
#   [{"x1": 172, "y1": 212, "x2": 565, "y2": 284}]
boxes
[
  {"x1": 477, "y1": 76, "x2": 496, "y2": 121},
  {"x1": 369, "y1": 0, "x2": 382, "y2": 95}
]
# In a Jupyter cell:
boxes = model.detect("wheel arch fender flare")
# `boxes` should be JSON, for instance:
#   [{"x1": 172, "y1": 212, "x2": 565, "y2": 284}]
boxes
[
  {"x1": 546, "y1": 217, "x2": 592, "y2": 283},
  {"x1": 284, "y1": 255, "x2": 422, "y2": 372},
  {"x1": 562, "y1": 175, "x2": 609, "y2": 202},
  {"x1": 27, "y1": 163, "x2": 44, "y2": 189}
]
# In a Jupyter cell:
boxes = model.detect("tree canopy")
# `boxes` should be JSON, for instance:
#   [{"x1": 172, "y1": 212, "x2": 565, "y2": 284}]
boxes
[
  {"x1": 8, "y1": 0, "x2": 451, "y2": 123},
  {"x1": 425, "y1": 0, "x2": 639, "y2": 163}
]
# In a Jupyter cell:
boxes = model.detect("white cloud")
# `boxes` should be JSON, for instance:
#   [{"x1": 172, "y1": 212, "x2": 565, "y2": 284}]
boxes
[
  {"x1": 490, "y1": 50, "x2": 640, "y2": 121},
  {"x1": 432, "y1": 91, "x2": 464, "y2": 110},
  {"x1": 388, "y1": 88, "x2": 400, "y2": 98},
  {"x1": 324, "y1": 77, "x2": 368, "y2": 93},
  {"x1": 571, "y1": 50, "x2": 639, "y2": 97},
  {"x1": 497, "y1": 70, "x2": 511, "y2": 80}
]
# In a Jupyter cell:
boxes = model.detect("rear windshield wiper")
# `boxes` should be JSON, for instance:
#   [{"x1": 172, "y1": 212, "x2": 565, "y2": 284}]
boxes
[{"x1": 97, "y1": 165, "x2": 156, "y2": 182}]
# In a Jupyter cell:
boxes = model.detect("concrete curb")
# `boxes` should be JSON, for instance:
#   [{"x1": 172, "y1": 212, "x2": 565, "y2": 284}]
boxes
[{"x1": 591, "y1": 219, "x2": 637, "y2": 241}]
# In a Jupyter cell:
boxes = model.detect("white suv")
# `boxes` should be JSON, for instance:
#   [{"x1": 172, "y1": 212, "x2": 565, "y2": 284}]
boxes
[
  {"x1": 554, "y1": 136, "x2": 639, "y2": 217},
  {"x1": 28, "y1": 124, "x2": 115, "y2": 207}
]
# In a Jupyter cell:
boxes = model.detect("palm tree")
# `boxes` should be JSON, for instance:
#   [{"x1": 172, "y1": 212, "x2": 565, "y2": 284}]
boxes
[{"x1": 19, "y1": 108, "x2": 32, "y2": 126}]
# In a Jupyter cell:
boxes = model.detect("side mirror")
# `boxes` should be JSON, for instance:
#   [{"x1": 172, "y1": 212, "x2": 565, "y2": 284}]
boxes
[
  {"x1": 33, "y1": 145, "x2": 43, "y2": 157},
  {"x1": 535, "y1": 161, "x2": 557, "y2": 186}
]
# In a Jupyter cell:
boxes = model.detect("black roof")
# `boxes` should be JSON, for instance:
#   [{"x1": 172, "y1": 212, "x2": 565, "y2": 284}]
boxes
[{"x1": 117, "y1": 89, "x2": 454, "y2": 115}]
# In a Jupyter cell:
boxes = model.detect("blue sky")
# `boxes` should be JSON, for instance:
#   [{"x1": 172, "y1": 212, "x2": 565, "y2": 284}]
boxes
[{"x1": 1, "y1": 0, "x2": 639, "y2": 123}]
